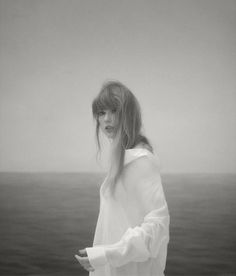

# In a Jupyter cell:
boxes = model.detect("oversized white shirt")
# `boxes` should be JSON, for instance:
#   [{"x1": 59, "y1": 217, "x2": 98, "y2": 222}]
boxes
[{"x1": 86, "y1": 147, "x2": 170, "y2": 276}]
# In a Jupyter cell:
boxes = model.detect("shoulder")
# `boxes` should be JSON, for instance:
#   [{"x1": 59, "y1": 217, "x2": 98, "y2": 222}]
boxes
[
  {"x1": 121, "y1": 153, "x2": 161, "y2": 196},
  {"x1": 129, "y1": 154, "x2": 156, "y2": 170},
  {"x1": 123, "y1": 151, "x2": 159, "y2": 181}
]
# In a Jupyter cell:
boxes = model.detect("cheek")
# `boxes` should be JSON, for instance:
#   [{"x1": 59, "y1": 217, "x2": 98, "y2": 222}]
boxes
[
  {"x1": 98, "y1": 118, "x2": 104, "y2": 128},
  {"x1": 112, "y1": 114, "x2": 117, "y2": 123},
  {"x1": 115, "y1": 112, "x2": 121, "y2": 123},
  {"x1": 114, "y1": 116, "x2": 120, "y2": 127}
]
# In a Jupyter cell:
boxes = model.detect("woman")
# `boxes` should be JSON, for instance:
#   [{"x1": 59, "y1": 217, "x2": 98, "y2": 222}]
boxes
[{"x1": 75, "y1": 81, "x2": 170, "y2": 276}]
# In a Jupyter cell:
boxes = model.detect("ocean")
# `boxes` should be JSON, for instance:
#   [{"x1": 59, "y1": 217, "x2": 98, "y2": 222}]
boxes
[{"x1": 0, "y1": 172, "x2": 235, "y2": 276}]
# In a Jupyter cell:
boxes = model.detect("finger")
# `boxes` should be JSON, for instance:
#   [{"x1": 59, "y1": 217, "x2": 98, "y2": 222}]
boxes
[
  {"x1": 84, "y1": 265, "x2": 95, "y2": 272},
  {"x1": 77, "y1": 261, "x2": 94, "y2": 273},
  {"x1": 75, "y1": 255, "x2": 88, "y2": 262},
  {"x1": 79, "y1": 249, "x2": 87, "y2": 256},
  {"x1": 75, "y1": 255, "x2": 90, "y2": 268},
  {"x1": 75, "y1": 254, "x2": 80, "y2": 261},
  {"x1": 75, "y1": 255, "x2": 95, "y2": 272},
  {"x1": 75, "y1": 255, "x2": 85, "y2": 266},
  {"x1": 75, "y1": 256, "x2": 94, "y2": 271}
]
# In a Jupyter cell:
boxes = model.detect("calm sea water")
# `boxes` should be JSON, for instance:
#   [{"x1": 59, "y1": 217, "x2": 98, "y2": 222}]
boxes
[{"x1": 0, "y1": 172, "x2": 235, "y2": 276}]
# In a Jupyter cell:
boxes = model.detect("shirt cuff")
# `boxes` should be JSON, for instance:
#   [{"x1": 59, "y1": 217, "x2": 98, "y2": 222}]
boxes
[{"x1": 86, "y1": 246, "x2": 108, "y2": 269}]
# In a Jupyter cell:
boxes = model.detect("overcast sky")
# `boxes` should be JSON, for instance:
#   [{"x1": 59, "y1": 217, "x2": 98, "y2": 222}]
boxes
[{"x1": 0, "y1": 0, "x2": 235, "y2": 173}]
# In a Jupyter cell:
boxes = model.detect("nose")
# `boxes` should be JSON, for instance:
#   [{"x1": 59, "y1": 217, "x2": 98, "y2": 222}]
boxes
[{"x1": 104, "y1": 111, "x2": 113, "y2": 122}]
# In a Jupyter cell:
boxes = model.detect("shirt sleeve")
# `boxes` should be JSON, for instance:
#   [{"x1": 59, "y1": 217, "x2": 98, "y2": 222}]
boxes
[{"x1": 86, "y1": 155, "x2": 170, "y2": 269}]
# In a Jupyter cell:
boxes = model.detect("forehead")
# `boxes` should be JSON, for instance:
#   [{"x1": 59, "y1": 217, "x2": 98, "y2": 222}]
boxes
[{"x1": 94, "y1": 93, "x2": 119, "y2": 112}]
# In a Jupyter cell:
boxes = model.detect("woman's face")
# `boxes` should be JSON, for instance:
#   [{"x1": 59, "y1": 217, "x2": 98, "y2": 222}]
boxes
[{"x1": 98, "y1": 108, "x2": 118, "y2": 139}]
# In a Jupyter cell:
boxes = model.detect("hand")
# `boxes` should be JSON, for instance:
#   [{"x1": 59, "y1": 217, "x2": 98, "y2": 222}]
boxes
[{"x1": 75, "y1": 248, "x2": 95, "y2": 272}]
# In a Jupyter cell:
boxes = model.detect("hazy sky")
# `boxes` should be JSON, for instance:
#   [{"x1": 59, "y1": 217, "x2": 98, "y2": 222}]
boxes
[{"x1": 0, "y1": 0, "x2": 235, "y2": 173}]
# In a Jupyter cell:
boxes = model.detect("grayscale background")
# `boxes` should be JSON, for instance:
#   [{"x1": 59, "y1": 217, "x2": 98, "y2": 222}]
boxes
[{"x1": 0, "y1": 0, "x2": 235, "y2": 275}]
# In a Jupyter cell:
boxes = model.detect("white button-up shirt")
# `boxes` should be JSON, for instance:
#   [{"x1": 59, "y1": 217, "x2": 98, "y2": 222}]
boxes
[{"x1": 86, "y1": 147, "x2": 170, "y2": 276}]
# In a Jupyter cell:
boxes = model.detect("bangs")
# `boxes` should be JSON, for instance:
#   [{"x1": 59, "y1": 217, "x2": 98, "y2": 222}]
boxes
[{"x1": 92, "y1": 87, "x2": 121, "y2": 117}]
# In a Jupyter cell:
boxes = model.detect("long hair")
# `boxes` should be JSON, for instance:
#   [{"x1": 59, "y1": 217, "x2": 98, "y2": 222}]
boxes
[{"x1": 92, "y1": 80, "x2": 153, "y2": 197}]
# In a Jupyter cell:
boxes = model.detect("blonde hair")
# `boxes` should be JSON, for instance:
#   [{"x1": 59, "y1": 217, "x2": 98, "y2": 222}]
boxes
[{"x1": 92, "y1": 80, "x2": 153, "y2": 197}]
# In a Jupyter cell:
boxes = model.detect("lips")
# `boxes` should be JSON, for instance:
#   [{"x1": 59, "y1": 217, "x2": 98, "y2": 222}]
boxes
[{"x1": 105, "y1": 126, "x2": 114, "y2": 132}]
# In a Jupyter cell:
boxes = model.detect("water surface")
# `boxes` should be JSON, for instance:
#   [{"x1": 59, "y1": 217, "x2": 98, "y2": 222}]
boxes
[{"x1": 0, "y1": 172, "x2": 235, "y2": 276}]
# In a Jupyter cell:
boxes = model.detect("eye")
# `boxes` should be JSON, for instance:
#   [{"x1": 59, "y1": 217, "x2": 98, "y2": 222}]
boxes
[{"x1": 98, "y1": 110, "x2": 105, "y2": 116}]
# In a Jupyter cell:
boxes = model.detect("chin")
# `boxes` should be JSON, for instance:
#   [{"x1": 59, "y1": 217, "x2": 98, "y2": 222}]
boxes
[{"x1": 106, "y1": 133, "x2": 115, "y2": 139}]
